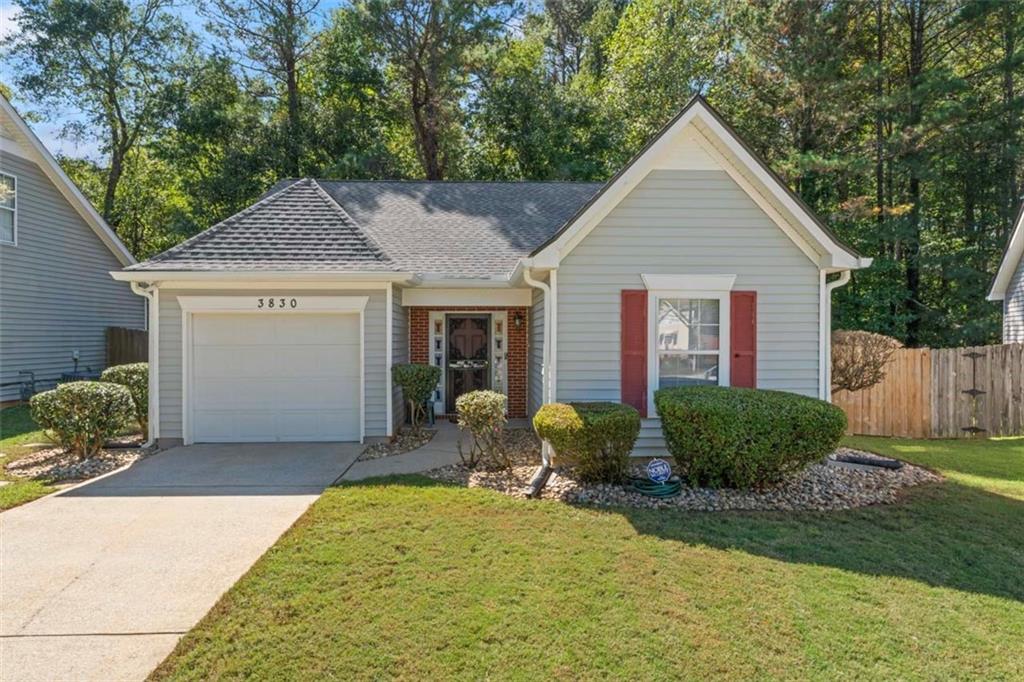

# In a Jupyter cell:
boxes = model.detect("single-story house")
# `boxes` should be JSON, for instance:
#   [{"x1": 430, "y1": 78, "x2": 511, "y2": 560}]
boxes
[
  {"x1": 112, "y1": 96, "x2": 871, "y2": 454},
  {"x1": 1, "y1": 95, "x2": 145, "y2": 403},
  {"x1": 989, "y1": 203, "x2": 1024, "y2": 343}
]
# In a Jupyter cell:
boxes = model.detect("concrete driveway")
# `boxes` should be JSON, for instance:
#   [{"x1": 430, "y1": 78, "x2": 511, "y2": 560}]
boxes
[{"x1": 0, "y1": 442, "x2": 361, "y2": 682}]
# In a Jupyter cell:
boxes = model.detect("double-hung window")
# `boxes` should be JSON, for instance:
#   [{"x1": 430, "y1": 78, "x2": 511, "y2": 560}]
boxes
[
  {"x1": 656, "y1": 297, "x2": 721, "y2": 388},
  {"x1": 0, "y1": 173, "x2": 15, "y2": 244},
  {"x1": 643, "y1": 275, "x2": 735, "y2": 410}
]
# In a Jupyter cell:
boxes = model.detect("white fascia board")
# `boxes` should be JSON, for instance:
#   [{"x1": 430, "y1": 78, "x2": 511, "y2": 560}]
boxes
[
  {"x1": 110, "y1": 270, "x2": 415, "y2": 284},
  {"x1": 989, "y1": 209, "x2": 1024, "y2": 301},
  {"x1": 0, "y1": 96, "x2": 136, "y2": 266},
  {"x1": 401, "y1": 287, "x2": 532, "y2": 307}
]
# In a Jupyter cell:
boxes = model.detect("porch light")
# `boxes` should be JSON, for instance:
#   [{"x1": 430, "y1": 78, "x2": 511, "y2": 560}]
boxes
[{"x1": 511, "y1": 311, "x2": 524, "y2": 329}]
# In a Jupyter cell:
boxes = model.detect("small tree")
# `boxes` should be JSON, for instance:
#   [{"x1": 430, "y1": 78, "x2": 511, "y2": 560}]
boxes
[
  {"x1": 455, "y1": 390, "x2": 507, "y2": 470},
  {"x1": 392, "y1": 363, "x2": 441, "y2": 433},
  {"x1": 831, "y1": 330, "x2": 903, "y2": 393},
  {"x1": 30, "y1": 381, "x2": 135, "y2": 459}
]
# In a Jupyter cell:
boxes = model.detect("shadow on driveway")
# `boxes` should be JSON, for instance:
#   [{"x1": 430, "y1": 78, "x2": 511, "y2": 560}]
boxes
[{"x1": 61, "y1": 442, "x2": 363, "y2": 497}]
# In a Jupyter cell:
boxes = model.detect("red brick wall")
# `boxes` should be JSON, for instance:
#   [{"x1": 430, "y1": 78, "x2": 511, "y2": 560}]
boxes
[{"x1": 408, "y1": 307, "x2": 528, "y2": 418}]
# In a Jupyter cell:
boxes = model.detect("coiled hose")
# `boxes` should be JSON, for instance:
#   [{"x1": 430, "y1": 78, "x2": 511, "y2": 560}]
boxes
[{"x1": 627, "y1": 475, "x2": 682, "y2": 498}]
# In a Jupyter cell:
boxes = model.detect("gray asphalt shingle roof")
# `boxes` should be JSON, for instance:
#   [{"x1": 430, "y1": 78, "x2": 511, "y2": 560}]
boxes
[
  {"x1": 127, "y1": 179, "x2": 396, "y2": 272},
  {"x1": 129, "y1": 178, "x2": 603, "y2": 277}
]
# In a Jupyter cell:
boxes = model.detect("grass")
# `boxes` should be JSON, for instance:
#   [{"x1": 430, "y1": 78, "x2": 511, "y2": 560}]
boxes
[
  {"x1": 0, "y1": 404, "x2": 55, "y2": 510},
  {"x1": 153, "y1": 436, "x2": 1024, "y2": 681}
]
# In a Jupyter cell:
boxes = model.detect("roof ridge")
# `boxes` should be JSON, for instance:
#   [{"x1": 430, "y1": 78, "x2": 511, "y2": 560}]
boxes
[
  {"x1": 308, "y1": 178, "x2": 395, "y2": 268},
  {"x1": 135, "y1": 179, "x2": 308, "y2": 266},
  {"x1": 310, "y1": 178, "x2": 605, "y2": 185}
]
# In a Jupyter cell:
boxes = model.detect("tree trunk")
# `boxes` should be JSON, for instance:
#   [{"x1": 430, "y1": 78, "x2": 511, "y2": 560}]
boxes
[
  {"x1": 903, "y1": 0, "x2": 926, "y2": 347},
  {"x1": 283, "y1": 0, "x2": 301, "y2": 178}
]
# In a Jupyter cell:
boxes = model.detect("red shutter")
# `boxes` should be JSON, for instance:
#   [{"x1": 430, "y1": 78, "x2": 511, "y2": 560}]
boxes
[
  {"x1": 730, "y1": 291, "x2": 757, "y2": 388},
  {"x1": 621, "y1": 290, "x2": 648, "y2": 416}
]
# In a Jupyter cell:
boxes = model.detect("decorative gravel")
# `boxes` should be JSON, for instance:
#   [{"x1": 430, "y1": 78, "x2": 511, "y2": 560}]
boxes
[
  {"x1": 425, "y1": 438, "x2": 942, "y2": 512},
  {"x1": 359, "y1": 429, "x2": 436, "y2": 461},
  {"x1": 5, "y1": 446, "x2": 150, "y2": 483}
]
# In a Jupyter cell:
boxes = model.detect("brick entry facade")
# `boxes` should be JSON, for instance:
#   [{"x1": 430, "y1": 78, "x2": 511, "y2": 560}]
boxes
[{"x1": 409, "y1": 306, "x2": 529, "y2": 418}]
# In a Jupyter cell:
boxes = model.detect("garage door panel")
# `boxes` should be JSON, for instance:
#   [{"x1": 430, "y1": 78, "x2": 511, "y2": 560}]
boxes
[{"x1": 191, "y1": 313, "x2": 362, "y2": 443}]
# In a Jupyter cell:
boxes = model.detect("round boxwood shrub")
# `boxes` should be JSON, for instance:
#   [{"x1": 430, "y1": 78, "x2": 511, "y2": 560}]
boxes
[
  {"x1": 392, "y1": 363, "x2": 442, "y2": 431},
  {"x1": 533, "y1": 402, "x2": 640, "y2": 483},
  {"x1": 100, "y1": 362, "x2": 148, "y2": 434},
  {"x1": 29, "y1": 381, "x2": 135, "y2": 458},
  {"x1": 654, "y1": 386, "x2": 847, "y2": 489}
]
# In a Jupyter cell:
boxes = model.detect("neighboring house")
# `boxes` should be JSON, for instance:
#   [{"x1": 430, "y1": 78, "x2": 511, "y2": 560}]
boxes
[
  {"x1": 0, "y1": 96, "x2": 145, "y2": 403},
  {"x1": 989, "y1": 203, "x2": 1024, "y2": 343},
  {"x1": 112, "y1": 97, "x2": 871, "y2": 454}
]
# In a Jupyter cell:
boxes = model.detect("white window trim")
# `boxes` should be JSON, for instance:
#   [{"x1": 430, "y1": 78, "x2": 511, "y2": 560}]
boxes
[
  {"x1": 178, "y1": 295, "x2": 369, "y2": 445},
  {"x1": 647, "y1": 289, "x2": 731, "y2": 411},
  {"x1": 0, "y1": 171, "x2": 17, "y2": 246}
]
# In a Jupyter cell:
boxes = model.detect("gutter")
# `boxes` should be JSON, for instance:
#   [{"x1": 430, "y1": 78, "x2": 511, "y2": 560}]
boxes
[
  {"x1": 111, "y1": 270, "x2": 417, "y2": 283},
  {"x1": 819, "y1": 270, "x2": 852, "y2": 401},
  {"x1": 129, "y1": 282, "x2": 159, "y2": 448}
]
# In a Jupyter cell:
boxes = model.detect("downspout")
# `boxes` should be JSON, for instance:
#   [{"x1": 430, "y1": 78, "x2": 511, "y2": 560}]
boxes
[
  {"x1": 820, "y1": 270, "x2": 851, "y2": 402},
  {"x1": 522, "y1": 267, "x2": 552, "y2": 469},
  {"x1": 129, "y1": 281, "x2": 159, "y2": 448}
]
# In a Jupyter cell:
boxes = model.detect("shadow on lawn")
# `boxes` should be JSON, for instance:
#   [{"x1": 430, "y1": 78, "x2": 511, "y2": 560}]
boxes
[
  {"x1": 610, "y1": 481, "x2": 1024, "y2": 603},
  {"x1": 343, "y1": 475, "x2": 1024, "y2": 603}
]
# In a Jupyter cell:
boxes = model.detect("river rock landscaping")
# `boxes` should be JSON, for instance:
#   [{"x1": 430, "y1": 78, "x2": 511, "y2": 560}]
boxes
[
  {"x1": 5, "y1": 445, "x2": 149, "y2": 483},
  {"x1": 424, "y1": 432, "x2": 942, "y2": 512},
  {"x1": 359, "y1": 428, "x2": 436, "y2": 461}
]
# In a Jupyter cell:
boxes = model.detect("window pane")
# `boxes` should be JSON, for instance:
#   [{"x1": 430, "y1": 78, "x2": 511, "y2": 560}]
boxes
[
  {"x1": 0, "y1": 176, "x2": 14, "y2": 210},
  {"x1": 0, "y1": 210, "x2": 12, "y2": 242},
  {"x1": 657, "y1": 298, "x2": 719, "y2": 352},
  {"x1": 658, "y1": 353, "x2": 718, "y2": 388}
]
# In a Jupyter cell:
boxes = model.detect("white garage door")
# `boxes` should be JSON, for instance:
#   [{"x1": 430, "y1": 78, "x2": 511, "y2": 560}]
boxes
[{"x1": 190, "y1": 313, "x2": 361, "y2": 442}]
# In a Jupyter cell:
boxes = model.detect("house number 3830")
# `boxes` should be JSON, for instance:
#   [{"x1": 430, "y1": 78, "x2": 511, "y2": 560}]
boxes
[{"x1": 257, "y1": 297, "x2": 298, "y2": 309}]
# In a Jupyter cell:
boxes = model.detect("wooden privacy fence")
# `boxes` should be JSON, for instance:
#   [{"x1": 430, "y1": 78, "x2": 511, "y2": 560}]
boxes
[
  {"x1": 106, "y1": 327, "x2": 148, "y2": 367},
  {"x1": 832, "y1": 343, "x2": 1024, "y2": 438}
]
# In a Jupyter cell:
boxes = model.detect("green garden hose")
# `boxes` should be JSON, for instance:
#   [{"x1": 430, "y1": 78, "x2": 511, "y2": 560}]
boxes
[{"x1": 627, "y1": 475, "x2": 683, "y2": 498}]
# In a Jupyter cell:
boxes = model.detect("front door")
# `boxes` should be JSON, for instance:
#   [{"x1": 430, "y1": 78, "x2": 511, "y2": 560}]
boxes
[{"x1": 446, "y1": 315, "x2": 490, "y2": 413}]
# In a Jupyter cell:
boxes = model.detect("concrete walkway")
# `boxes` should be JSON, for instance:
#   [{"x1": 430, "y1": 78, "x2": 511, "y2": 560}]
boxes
[
  {"x1": 0, "y1": 442, "x2": 361, "y2": 682},
  {"x1": 342, "y1": 421, "x2": 464, "y2": 481}
]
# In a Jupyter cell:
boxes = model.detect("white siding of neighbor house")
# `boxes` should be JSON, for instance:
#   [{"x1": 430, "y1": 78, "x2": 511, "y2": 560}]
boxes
[
  {"x1": 0, "y1": 152, "x2": 144, "y2": 401},
  {"x1": 1005, "y1": 255, "x2": 1024, "y2": 343},
  {"x1": 156, "y1": 288, "x2": 389, "y2": 441},
  {"x1": 528, "y1": 285, "x2": 545, "y2": 415},
  {"x1": 392, "y1": 286, "x2": 408, "y2": 429},
  {"x1": 556, "y1": 169, "x2": 821, "y2": 408}
]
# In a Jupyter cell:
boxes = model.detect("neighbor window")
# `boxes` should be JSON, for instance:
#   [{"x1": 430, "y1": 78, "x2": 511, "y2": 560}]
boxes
[
  {"x1": 0, "y1": 173, "x2": 15, "y2": 244},
  {"x1": 656, "y1": 297, "x2": 721, "y2": 388}
]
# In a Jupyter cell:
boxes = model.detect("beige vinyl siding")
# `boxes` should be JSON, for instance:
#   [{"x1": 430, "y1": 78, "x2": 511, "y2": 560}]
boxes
[
  {"x1": 157, "y1": 288, "x2": 389, "y2": 440},
  {"x1": 0, "y1": 153, "x2": 144, "y2": 401},
  {"x1": 556, "y1": 169, "x2": 821, "y2": 408},
  {"x1": 392, "y1": 286, "x2": 408, "y2": 428},
  {"x1": 528, "y1": 285, "x2": 545, "y2": 415},
  {"x1": 1004, "y1": 255, "x2": 1024, "y2": 343}
]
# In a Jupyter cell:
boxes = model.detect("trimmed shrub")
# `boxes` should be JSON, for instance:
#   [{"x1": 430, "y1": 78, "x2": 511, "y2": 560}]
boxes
[
  {"x1": 455, "y1": 390, "x2": 507, "y2": 469},
  {"x1": 101, "y1": 362, "x2": 148, "y2": 434},
  {"x1": 533, "y1": 402, "x2": 640, "y2": 483},
  {"x1": 29, "y1": 381, "x2": 135, "y2": 458},
  {"x1": 392, "y1": 363, "x2": 442, "y2": 432},
  {"x1": 654, "y1": 386, "x2": 847, "y2": 489}
]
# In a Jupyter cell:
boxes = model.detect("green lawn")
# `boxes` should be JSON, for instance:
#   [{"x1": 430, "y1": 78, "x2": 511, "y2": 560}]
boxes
[
  {"x1": 153, "y1": 437, "x2": 1024, "y2": 681},
  {"x1": 0, "y1": 404, "x2": 55, "y2": 510}
]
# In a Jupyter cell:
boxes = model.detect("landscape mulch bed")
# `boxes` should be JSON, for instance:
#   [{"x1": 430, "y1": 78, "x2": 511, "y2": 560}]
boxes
[
  {"x1": 5, "y1": 446, "x2": 150, "y2": 483},
  {"x1": 359, "y1": 428, "x2": 436, "y2": 461},
  {"x1": 425, "y1": 431, "x2": 942, "y2": 512}
]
